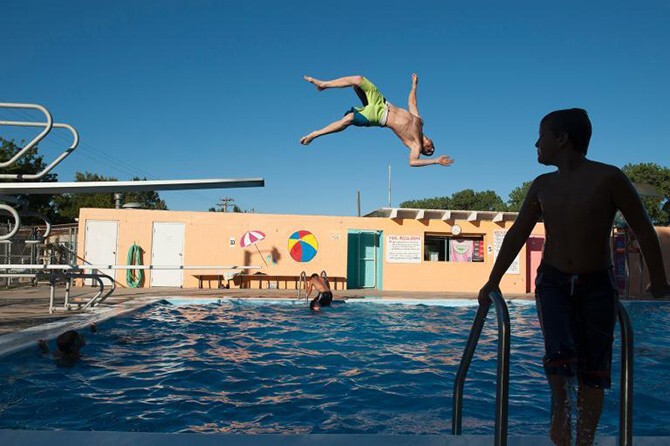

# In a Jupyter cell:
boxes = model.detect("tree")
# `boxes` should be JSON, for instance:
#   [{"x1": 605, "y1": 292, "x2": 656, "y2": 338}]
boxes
[
  {"x1": 622, "y1": 163, "x2": 670, "y2": 226},
  {"x1": 124, "y1": 177, "x2": 167, "y2": 211},
  {"x1": 399, "y1": 190, "x2": 506, "y2": 211},
  {"x1": 399, "y1": 196, "x2": 451, "y2": 209},
  {"x1": 0, "y1": 137, "x2": 58, "y2": 222},
  {"x1": 506, "y1": 181, "x2": 533, "y2": 212},
  {"x1": 52, "y1": 172, "x2": 168, "y2": 222},
  {"x1": 450, "y1": 189, "x2": 506, "y2": 211}
]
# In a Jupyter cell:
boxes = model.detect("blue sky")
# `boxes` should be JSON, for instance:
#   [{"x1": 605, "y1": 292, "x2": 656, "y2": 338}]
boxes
[{"x1": 2, "y1": 0, "x2": 668, "y2": 216}]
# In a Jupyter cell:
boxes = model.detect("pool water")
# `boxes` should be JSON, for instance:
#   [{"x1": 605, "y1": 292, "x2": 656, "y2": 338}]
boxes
[{"x1": 0, "y1": 299, "x2": 668, "y2": 436}]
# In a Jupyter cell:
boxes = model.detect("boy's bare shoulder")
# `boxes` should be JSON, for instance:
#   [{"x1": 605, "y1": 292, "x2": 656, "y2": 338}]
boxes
[
  {"x1": 587, "y1": 160, "x2": 626, "y2": 183},
  {"x1": 532, "y1": 171, "x2": 557, "y2": 188}
]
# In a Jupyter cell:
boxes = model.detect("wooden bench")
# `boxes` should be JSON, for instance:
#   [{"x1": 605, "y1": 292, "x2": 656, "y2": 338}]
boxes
[
  {"x1": 193, "y1": 274, "x2": 226, "y2": 289},
  {"x1": 238, "y1": 274, "x2": 347, "y2": 290}
]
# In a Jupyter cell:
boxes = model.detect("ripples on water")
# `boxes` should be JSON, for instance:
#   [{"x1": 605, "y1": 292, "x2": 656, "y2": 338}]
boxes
[{"x1": 0, "y1": 300, "x2": 668, "y2": 435}]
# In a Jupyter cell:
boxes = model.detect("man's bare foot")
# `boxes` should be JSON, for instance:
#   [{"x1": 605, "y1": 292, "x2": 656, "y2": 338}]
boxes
[
  {"x1": 300, "y1": 135, "x2": 314, "y2": 145},
  {"x1": 303, "y1": 75, "x2": 325, "y2": 91}
]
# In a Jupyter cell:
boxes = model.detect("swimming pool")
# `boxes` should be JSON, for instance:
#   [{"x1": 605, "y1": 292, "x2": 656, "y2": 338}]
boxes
[{"x1": 0, "y1": 298, "x2": 668, "y2": 437}]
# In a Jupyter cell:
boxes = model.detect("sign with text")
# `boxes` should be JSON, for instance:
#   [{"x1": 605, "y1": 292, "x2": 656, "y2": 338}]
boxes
[
  {"x1": 493, "y1": 230, "x2": 520, "y2": 274},
  {"x1": 386, "y1": 235, "x2": 422, "y2": 263}
]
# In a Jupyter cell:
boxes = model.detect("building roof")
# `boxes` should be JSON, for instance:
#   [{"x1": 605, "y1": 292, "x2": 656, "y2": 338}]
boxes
[{"x1": 364, "y1": 207, "x2": 519, "y2": 223}]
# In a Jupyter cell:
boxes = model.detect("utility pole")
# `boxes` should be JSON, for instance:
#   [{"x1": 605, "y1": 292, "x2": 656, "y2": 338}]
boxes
[{"x1": 218, "y1": 197, "x2": 235, "y2": 212}]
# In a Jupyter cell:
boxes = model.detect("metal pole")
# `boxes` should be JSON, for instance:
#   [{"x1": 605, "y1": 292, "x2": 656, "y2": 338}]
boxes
[
  {"x1": 618, "y1": 302, "x2": 634, "y2": 446},
  {"x1": 357, "y1": 191, "x2": 361, "y2": 217},
  {"x1": 388, "y1": 164, "x2": 392, "y2": 207}
]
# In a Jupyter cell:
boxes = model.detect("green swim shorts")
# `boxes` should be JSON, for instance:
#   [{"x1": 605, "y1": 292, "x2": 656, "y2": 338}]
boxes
[{"x1": 345, "y1": 77, "x2": 389, "y2": 127}]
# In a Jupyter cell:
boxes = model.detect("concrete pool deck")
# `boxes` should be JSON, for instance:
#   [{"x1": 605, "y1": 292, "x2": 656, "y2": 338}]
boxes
[{"x1": 0, "y1": 284, "x2": 535, "y2": 335}]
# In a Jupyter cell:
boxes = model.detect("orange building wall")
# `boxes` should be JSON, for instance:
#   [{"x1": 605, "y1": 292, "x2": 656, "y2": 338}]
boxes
[{"x1": 77, "y1": 208, "x2": 543, "y2": 294}]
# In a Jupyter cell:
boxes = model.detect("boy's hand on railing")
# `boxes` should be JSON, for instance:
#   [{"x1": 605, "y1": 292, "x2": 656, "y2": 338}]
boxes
[{"x1": 478, "y1": 281, "x2": 500, "y2": 306}]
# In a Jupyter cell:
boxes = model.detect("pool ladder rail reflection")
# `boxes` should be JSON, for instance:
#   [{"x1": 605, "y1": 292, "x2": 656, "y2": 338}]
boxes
[{"x1": 452, "y1": 291, "x2": 634, "y2": 446}]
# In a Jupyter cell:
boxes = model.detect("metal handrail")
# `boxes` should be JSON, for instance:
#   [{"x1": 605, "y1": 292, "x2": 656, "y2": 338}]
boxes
[
  {"x1": 320, "y1": 269, "x2": 330, "y2": 288},
  {"x1": 0, "y1": 121, "x2": 79, "y2": 180},
  {"x1": 618, "y1": 302, "x2": 634, "y2": 446},
  {"x1": 452, "y1": 291, "x2": 510, "y2": 446},
  {"x1": 0, "y1": 204, "x2": 20, "y2": 241},
  {"x1": 297, "y1": 271, "x2": 307, "y2": 299},
  {"x1": 0, "y1": 103, "x2": 53, "y2": 167}
]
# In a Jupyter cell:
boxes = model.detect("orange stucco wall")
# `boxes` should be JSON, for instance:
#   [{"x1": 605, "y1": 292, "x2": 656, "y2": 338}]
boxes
[{"x1": 77, "y1": 208, "x2": 541, "y2": 294}]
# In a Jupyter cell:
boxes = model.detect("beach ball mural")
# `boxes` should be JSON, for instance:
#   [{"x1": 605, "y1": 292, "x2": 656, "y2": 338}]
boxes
[{"x1": 288, "y1": 230, "x2": 319, "y2": 262}]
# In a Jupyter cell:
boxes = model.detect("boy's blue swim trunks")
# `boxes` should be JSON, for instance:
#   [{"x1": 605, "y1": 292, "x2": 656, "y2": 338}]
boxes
[{"x1": 535, "y1": 261, "x2": 619, "y2": 389}]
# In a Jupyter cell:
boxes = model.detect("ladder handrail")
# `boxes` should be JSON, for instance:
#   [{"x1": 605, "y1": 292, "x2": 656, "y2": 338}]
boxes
[
  {"x1": 452, "y1": 291, "x2": 510, "y2": 446},
  {"x1": 320, "y1": 269, "x2": 330, "y2": 288},
  {"x1": 0, "y1": 121, "x2": 79, "y2": 180},
  {"x1": 452, "y1": 293, "x2": 633, "y2": 446},
  {"x1": 0, "y1": 103, "x2": 53, "y2": 168},
  {"x1": 618, "y1": 301, "x2": 634, "y2": 446},
  {"x1": 297, "y1": 271, "x2": 307, "y2": 299}
]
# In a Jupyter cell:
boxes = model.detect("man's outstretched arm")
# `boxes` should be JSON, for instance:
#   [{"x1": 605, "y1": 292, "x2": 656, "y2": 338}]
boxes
[
  {"x1": 408, "y1": 73, "x2": 420, "y2": 117},
  {"x1": 409, "y1": 145, "x2": 454, "y2": 167}
]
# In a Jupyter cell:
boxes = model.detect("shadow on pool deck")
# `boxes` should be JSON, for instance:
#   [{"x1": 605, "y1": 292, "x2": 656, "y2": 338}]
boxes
[{"x1": 0, "y1": 284, "x2": 534, "y2": 335}]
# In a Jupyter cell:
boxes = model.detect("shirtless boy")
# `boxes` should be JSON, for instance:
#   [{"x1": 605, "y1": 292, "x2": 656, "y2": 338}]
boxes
[
  {"x1": 305, "y1": 273, "x2": 333, "y2": 311},
  {"x1": 478, "y1": 108, "x2": 670, "y2": 445},
  {"x1": 300, "y1": 73, "x2": 454, "y2": 168}
]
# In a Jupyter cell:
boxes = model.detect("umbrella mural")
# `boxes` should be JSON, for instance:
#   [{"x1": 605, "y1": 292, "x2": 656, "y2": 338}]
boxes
[
  {"x1": 240, "y1": 230, "x2": 268, "y2": 266},
  {"x1": 288, "y1": 230, "x2": 319, "y2": 262}
]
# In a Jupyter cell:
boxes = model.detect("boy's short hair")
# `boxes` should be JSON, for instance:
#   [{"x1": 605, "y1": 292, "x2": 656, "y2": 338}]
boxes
[
  {"x1": 310, "y1": 273, "x2": 319, "y2": 279},
  {"x1": 56, "y1": 330, "x2": 82, "y2": 353},
  {"x1": 541, "y1": 108, "x2": 592, "y2": 155}
]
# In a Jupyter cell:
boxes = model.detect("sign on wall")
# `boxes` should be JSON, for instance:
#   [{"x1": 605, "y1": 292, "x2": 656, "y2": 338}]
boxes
[
  {"x1": 493, "y1": 230, "x2": 520, "y2": 274},
  {"x1": 386, "y1": 235, "x2": 422, "y2": 263}
]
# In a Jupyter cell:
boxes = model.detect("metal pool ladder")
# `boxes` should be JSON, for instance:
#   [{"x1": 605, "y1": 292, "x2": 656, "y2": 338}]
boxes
[{"x1": 452, "y1": 291, "x2": 634, "y2": 446}]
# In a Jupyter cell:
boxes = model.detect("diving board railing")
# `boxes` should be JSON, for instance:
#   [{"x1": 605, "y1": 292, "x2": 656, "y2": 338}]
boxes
[
  {"x1": 0, "y1": 103, "x2": 79, "y2": 180},
  {"x1": 0, "y1": 264, "x2": 261, "y2": 313},
  {"x1": 0, "y1": 103, "x2": 53, "y2": 168},
  {"x1": 452, "y1": 290, "x2": 510, "y2": 446},
  {"x1": 452, "y1": 292, "x2": 635, "y2": 446}
]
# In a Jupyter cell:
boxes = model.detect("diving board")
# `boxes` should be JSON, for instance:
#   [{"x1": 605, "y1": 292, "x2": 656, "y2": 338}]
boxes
[{"x1": 0, "y1": 178, "x2": 264, "y2": 195}]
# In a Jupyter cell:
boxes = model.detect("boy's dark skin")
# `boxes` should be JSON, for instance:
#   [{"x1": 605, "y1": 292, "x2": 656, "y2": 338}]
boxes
[{"x1": 479, "y1": 109, "x2": 670, "y2": 445}]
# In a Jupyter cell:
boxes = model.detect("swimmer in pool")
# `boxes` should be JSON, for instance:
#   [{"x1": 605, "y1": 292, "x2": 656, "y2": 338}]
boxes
[{"x1": 305, "y1": 273, "x2": 333, "y2": 311}]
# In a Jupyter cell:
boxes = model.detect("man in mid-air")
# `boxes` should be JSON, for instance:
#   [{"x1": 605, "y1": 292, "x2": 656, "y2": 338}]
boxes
[{"x1": 300, "y1": 73, "x2": 454, "y2": 168}]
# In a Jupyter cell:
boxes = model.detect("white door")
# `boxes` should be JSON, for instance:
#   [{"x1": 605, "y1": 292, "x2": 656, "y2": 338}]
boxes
[
  {"x1": 150, "y1": 222, "x2": 185, "y2": 287},
  {"x1": 84, "y1": 220, "x2": 118, "y2": 285}
]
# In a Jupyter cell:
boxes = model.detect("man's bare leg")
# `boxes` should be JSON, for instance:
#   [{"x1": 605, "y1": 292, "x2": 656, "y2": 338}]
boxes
[
  {"x1": 548, "y1": 375, "x2": 572, "y2": 445},
  {"x1": 304, "y1": 75, "x2": 364, "y2": 91},
  {"x1": 300, "y1": 113, "x2": 354, "y2": 145},
  {"x1": 576, "y1": 381, "x2": 604, "y2": 446}
]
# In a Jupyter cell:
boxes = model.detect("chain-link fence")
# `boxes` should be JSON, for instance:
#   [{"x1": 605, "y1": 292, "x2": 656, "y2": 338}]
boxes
[{"x1": 1, "y1": 223, "x2": 78, "y2": 287}]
